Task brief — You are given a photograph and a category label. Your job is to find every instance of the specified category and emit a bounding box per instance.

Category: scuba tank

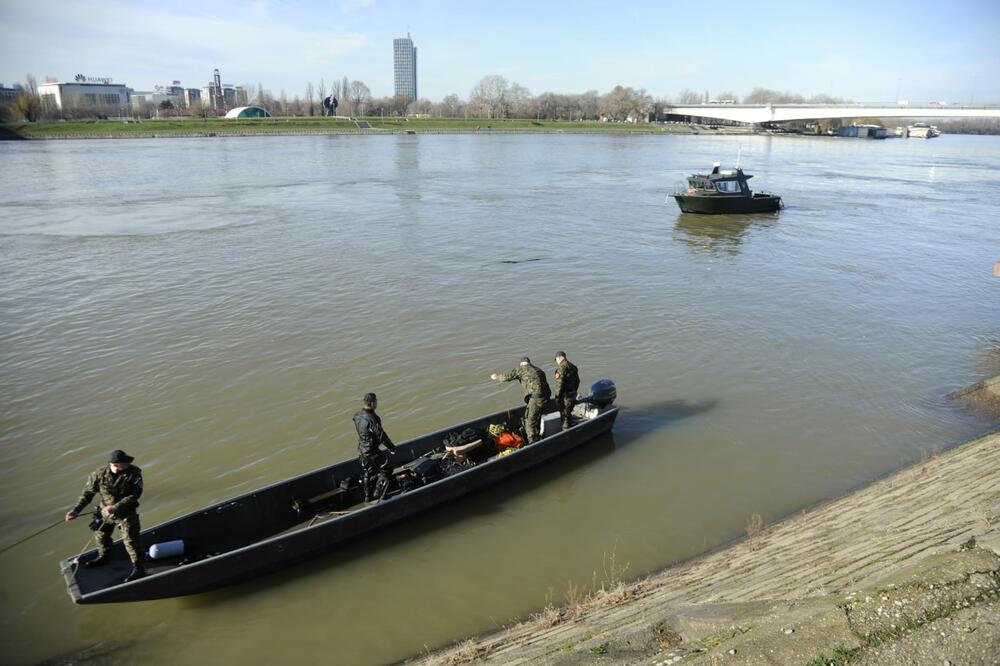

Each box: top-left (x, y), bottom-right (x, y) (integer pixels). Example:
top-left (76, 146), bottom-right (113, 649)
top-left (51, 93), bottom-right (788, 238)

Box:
top-left (148, 540), bottom-right (185, 560)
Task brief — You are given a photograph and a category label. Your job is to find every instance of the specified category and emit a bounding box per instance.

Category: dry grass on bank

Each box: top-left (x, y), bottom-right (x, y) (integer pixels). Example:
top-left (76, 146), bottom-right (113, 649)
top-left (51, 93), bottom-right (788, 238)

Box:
top-left (530, 549), bottom-right (642, 629)
top-left (414, 549), bottom-right (645, 664)
top-left (441, 639), bottom-right (490, 666)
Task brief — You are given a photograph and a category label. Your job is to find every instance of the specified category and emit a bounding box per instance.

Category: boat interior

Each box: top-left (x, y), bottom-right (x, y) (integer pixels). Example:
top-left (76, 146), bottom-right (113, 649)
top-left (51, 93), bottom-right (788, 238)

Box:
top-left (68, 399), bottom-right (605, 596)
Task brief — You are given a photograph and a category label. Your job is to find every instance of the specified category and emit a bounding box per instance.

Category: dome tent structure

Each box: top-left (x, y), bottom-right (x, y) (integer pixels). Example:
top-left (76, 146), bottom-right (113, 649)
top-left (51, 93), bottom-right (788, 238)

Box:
top-left (223, 106), bottom-right (271, 119)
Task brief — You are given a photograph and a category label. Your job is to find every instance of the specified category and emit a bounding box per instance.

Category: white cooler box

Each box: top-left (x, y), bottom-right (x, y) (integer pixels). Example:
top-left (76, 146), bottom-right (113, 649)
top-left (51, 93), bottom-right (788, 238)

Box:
top-left (540, 413), bottom-right (562, 436)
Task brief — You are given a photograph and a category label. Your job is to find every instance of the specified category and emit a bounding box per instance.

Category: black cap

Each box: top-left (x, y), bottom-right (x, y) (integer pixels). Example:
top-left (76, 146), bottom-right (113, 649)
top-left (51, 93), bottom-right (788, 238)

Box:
top-left (109, 450), bottom-right (134, 464)
top-left (520, 357), bottom-right (531, 364)
top-left (554, 351), bottom-right (566, 359)
top-left (363, 392), bottom-right (377, 404)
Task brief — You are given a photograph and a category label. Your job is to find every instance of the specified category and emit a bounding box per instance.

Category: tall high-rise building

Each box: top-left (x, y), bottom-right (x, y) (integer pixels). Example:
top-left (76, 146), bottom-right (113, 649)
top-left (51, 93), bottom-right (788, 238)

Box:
top-left (393, 33), bottom-right (417, 101)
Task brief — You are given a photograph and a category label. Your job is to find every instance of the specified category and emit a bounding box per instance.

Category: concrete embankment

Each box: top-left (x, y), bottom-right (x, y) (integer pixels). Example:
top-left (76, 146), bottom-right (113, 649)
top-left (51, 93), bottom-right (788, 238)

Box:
top-left (415, 382), bottom-right (1000, 665)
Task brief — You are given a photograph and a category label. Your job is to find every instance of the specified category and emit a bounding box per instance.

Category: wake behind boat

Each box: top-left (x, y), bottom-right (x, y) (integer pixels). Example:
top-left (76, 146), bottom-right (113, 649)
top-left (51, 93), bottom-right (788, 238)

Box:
top-left (672, 163), bottom-right (782, 214)
top-left (60, 381), bottom-right (618, 604)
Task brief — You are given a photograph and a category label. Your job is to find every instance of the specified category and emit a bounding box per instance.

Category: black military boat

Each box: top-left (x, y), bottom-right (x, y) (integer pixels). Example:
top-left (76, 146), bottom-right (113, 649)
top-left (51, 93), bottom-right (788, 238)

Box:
top-left (60, 381), bottom-right (618, 604)
top-left (672, 163), bottom-right (782, 214)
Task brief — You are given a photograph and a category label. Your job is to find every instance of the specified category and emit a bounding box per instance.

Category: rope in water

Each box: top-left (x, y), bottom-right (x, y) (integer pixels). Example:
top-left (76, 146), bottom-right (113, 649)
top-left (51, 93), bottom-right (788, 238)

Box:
top-left (0, 519), bottom-right (63, 556)
top-left (70, 532), bottom-right (98, 572)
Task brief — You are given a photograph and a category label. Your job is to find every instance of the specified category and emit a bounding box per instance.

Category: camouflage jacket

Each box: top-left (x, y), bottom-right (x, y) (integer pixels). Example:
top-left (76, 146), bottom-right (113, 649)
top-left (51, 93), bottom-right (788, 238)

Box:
top-left (73, 465), bottom-right (143, 516)
top-left (554, 359), bottom-right (580, 397)
top-left (497, 363), bottom-right (552, 400)
top-left (354, 409), bottom-right (396, 457)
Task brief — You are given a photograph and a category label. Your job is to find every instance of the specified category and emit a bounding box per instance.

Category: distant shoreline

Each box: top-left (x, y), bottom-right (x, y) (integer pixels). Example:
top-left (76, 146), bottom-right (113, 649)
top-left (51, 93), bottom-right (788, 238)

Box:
top-left (4, 118), bottom-right (994, 141)
top-left (0, 118), bottom-right (751, 140)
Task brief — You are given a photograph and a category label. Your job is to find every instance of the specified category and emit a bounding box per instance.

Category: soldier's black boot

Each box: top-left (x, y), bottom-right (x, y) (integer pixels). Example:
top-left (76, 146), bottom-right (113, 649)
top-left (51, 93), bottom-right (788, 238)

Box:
top-left (83, 553), bottom-right (109, 568)
top-left (124, 563), bottom-right (146, 583)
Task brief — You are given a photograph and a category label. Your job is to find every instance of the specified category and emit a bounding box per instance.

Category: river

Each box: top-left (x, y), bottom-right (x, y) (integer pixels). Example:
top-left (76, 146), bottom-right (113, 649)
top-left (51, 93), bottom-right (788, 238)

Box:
top-left (1, 132), bottom-right (998, 665)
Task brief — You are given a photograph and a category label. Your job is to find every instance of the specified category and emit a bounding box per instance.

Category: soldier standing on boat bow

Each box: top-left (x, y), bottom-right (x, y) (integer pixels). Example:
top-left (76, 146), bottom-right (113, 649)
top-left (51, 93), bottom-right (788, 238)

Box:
top-left (553, 351), bottom-right (580, 430)
top-left (491, 357), bottom-right (552, 444)
top-left (64, 449), bottom-right (146, 583)
top-left (354, 392), bottom-right (397, 501)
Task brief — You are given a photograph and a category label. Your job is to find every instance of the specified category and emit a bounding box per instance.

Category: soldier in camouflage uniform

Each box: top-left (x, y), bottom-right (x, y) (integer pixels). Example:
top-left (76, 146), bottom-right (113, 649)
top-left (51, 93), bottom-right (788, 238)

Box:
top-left (553, 351), bottom-right (581, 429)
top-left (491, 357), bottom-right (552, 444)
top-left (65, 449), bottom-right (146, 582)
top-left (354, 392), bottom-right (398, 501)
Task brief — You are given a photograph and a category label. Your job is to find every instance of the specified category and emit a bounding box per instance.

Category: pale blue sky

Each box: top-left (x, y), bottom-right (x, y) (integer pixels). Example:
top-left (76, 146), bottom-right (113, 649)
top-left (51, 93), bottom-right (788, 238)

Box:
top-left (3, 0), bottom-right (999, 103)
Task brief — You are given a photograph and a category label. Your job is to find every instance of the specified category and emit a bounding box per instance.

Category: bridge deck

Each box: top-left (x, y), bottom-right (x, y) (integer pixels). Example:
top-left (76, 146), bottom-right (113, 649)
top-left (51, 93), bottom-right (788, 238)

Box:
top-left (663, 103), bottom-right (1000, 124)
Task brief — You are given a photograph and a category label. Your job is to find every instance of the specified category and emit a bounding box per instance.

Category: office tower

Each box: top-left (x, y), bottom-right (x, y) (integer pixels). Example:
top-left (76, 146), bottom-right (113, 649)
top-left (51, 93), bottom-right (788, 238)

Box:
top-left (393, 33), bottom-right (417, 100)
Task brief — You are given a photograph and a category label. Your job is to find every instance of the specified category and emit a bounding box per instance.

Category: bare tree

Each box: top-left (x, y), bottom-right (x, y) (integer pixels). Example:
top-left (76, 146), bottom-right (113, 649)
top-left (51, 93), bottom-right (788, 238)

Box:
top-left (600, 85), bottom-right (651, 122)
top-left (13, 94), bottom-right (44, 121)
top-left (367, 96), bottom-right (390, 117)
top-left (439, 94), bottom-right (462, 117)
top-left (341, 76), bottom-right (351, 116)
top-left (13, 74), bottom-right (42, 121)
top-left (535, 92), bottom-right (560, 120)
top-left (191, 101), bottom-right (213, 119)
top-left (677, 89), bottom-right (703, 104)
top-left (469, 75), bottom-right (512, 119)
top-left (349, 80), bottom-right (371, 116)
top-left (743, 87), bottom-right (804, 104)
top-left (409, 97), bottom-right (433, 115)
top-left (317, 78), bottom-right (327, 114)
top-left (807, 93), bottom-right (847, 104)
top-left (389, 94), bottom-right (412, 116)
top-left (650, 96), bottom-right (671, 117)
top-left (248, 82), bottom-right (277, 113)
top-left (305, 82), bottom-right (315, 116)
top-left (577, 90), bottom-right (600, 120)
top-left (507, 83), bottom-right (532, 118)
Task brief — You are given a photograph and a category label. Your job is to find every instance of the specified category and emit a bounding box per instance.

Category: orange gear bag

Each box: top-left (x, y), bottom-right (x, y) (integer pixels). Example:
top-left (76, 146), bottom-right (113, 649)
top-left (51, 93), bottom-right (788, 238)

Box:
top-left (495, 432), bottom-right (524, 451)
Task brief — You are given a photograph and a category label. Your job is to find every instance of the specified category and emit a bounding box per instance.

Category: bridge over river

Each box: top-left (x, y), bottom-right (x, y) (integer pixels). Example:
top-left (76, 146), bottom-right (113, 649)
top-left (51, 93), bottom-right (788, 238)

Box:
top-left (663, 103), bottom-right (1000, 125)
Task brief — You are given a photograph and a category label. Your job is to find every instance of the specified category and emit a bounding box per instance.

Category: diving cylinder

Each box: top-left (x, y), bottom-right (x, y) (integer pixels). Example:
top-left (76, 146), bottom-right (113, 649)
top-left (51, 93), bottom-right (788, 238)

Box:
top-left (148, 539), bottom-right (185, 560)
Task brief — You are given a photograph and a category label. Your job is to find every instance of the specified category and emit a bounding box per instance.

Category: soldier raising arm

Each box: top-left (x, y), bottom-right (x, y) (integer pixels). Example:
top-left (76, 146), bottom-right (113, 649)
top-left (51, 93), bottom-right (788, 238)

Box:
top-left (491, 356), bottom-right (552, 444)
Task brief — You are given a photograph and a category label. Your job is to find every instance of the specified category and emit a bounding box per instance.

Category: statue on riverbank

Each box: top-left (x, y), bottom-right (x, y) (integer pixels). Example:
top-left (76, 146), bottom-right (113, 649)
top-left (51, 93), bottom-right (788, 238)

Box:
top-left (323, 95), bottom-right (338, 117)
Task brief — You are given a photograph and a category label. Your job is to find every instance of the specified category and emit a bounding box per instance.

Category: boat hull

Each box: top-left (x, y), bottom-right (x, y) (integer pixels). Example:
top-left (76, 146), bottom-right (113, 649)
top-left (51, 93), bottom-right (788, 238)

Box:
top-left (673, 193), bottom-right (782, 214)
top-left (61, 404), bottom-right (618, 603)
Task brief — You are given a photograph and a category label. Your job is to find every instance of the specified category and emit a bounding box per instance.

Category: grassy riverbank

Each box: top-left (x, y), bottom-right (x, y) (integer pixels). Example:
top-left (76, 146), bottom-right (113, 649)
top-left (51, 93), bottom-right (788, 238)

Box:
top-left (417, 379), bottom-right (1000, 665)
top-left (0, 116), bottom-right (718, 140)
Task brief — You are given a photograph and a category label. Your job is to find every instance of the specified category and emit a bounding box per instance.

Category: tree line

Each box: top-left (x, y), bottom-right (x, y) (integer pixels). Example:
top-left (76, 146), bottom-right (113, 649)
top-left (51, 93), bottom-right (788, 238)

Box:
top-left (248, 79), bottom-right (859, 121)
top-left (2, 71), bottom-right (855, 124)
top-left (5, 73), bottom-right (998, 136)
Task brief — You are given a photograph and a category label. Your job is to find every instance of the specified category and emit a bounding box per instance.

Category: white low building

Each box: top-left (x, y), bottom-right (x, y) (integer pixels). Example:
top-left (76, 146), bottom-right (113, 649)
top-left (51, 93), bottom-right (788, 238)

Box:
top-left (38, 80), bottom-right (131, 112)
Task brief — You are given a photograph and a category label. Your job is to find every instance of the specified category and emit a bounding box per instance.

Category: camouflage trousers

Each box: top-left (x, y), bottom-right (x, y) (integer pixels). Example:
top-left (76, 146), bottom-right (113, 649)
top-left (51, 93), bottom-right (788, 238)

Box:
top-left (557, 394), bottom-right (577, 429)
top-left (524, 397), bottom-right (547, 443)
top-left (95, 513), bottom-right (142, 564)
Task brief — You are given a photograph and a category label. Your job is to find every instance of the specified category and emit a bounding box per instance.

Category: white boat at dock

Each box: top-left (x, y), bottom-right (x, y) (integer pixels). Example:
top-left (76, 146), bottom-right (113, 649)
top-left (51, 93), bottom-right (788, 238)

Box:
top-left (907, 123), bottom-right (941, 138)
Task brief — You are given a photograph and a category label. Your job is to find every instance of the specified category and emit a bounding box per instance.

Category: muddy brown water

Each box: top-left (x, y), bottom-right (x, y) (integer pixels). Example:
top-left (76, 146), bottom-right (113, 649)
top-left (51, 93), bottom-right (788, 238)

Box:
top-left (1, 133), bottom-right (998, 664)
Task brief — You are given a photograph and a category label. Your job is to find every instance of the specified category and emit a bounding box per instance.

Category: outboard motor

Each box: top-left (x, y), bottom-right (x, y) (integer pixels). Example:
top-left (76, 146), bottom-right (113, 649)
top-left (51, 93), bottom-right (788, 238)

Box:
top-left (584, 379), bottom-right (617, 408)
